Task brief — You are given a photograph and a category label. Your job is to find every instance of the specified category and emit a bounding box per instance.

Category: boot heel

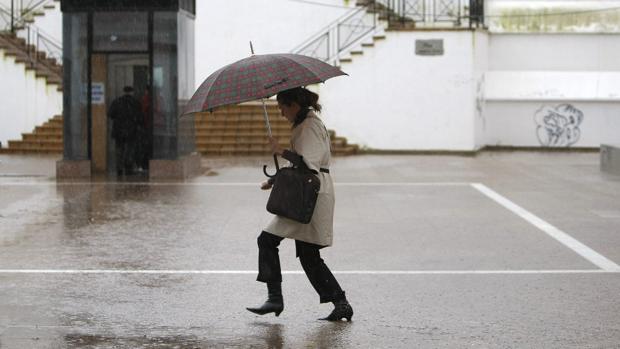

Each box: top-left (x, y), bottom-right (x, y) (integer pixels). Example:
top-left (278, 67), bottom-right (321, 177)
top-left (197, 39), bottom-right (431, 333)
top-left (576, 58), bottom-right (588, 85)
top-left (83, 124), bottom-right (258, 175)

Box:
top-left (247, 282), bottom-right (284, 317)
top-left (320, 301), bottom-right (353, 321)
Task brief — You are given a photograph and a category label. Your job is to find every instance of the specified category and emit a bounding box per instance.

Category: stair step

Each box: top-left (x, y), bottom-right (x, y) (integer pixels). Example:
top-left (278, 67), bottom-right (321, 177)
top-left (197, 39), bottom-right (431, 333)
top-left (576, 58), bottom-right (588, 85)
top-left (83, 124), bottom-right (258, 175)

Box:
top-left (195, 121), bottom-right (291, 131)
top-left (0, 147), bottom-right (61, 154)
top-left (22, 133), bottom-right (62, 141)
top-left (9, 139), bottom-right (62, 146)
top-left (35, 125), bottom-right (62, 133)
top-left (2, 105), bottom-right (358, 155)
top-left (195, 131), bottom-right (290, 137)
top-left (196, 114), bottom-right (287, 121)
top-left (0, 32), bottom-right (63, 89)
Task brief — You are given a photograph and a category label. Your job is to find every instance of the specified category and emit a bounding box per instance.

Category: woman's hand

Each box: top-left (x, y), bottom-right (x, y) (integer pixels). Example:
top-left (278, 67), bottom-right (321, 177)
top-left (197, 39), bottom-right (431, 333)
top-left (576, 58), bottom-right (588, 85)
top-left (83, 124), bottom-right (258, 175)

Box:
top-left (260, 180), bottom-right (273, 190)
top-left (268, 136), bottom-right (284, 156)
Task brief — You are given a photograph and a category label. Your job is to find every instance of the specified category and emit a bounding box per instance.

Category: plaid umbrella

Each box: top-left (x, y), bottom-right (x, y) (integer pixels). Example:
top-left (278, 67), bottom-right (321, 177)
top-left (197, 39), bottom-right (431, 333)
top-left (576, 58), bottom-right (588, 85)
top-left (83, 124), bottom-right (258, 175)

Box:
top-left (184, 53), bottom-right (346, 115)
top-left (184, 53), bottom-right (346, 172)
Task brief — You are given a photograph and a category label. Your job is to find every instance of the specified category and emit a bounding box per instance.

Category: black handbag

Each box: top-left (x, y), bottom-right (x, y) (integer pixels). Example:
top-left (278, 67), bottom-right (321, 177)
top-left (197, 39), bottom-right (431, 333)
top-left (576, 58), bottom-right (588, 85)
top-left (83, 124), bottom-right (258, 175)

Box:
top-left (263, 156), bottom-right (320, 224)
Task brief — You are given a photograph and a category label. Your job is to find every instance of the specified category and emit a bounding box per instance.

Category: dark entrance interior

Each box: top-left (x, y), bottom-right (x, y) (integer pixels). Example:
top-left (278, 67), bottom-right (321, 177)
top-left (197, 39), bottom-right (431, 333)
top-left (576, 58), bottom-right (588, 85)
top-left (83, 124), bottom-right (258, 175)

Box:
top-left (91, 53), bottom-right (151, 177)
top-left (106, 54), bottom-right (150, 177)
top-left (59, 1), bottom-right (197, 180)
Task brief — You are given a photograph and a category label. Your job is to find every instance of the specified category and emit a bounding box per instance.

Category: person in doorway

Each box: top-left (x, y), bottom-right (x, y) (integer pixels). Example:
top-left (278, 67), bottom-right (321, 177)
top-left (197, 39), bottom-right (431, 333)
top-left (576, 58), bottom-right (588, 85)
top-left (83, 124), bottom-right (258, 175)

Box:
top-left (108, 86), bottom-right (142, 176)
top-left (246, 87), bottom-right (353, 321)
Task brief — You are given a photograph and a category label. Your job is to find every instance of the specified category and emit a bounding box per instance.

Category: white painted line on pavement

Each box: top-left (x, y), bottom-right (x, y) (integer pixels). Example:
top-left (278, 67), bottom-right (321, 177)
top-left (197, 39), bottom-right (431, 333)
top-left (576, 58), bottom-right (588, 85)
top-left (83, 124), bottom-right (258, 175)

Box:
top-left (471, 183), bottom-right (620, 272)
top-left (0, 181), bottom-right (471, 187)
top-left (336, 182), bottom-right (471, 187)
top-left (0, 269), bottom-right (615, 275)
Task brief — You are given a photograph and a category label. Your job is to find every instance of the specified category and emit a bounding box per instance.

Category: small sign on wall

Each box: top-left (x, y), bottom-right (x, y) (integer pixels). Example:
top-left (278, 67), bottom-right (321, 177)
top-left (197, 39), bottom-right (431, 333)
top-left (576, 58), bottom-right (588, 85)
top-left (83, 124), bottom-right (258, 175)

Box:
top-left (415, 39), bottom-right (444, 56)
top-left (91, 82), bottom-right (105, 105)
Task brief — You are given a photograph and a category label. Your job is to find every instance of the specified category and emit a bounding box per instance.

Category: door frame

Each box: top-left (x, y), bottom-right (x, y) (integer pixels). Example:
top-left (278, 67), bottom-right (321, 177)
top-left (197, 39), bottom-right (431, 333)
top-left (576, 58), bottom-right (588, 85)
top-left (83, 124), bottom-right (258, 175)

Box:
top-left (86, 11), bottom-right (154, 175)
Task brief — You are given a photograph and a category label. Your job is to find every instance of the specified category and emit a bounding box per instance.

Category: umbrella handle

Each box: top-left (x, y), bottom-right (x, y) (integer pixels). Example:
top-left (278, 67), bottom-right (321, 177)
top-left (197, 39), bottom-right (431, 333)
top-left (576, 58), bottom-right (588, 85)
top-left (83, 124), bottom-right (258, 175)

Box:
top-left (262, 165), bottom-right (274, 178)
top-left (273, 154), bottom-right (280, 170)
top-left (262, 154), bottom-right (280, 178)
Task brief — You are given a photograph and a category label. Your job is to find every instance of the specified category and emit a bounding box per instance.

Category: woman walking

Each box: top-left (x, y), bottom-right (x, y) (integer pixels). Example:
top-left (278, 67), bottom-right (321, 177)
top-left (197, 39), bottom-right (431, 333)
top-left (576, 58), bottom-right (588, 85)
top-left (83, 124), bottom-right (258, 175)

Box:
top-left (246, 87), bottom-right (353, 321)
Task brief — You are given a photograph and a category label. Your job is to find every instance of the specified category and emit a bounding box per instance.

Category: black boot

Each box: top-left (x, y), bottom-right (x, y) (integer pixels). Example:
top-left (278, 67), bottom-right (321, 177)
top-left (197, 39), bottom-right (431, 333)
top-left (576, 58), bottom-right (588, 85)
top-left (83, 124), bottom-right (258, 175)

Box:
top-left (319, 296), bottom-right (353, 322)
top-left (246, 282), bottom-right (284, 317)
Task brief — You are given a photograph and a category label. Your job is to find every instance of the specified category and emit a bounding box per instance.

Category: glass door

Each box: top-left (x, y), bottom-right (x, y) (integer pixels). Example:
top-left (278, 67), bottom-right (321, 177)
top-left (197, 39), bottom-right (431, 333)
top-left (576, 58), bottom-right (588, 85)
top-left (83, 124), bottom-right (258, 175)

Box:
top-left (90, 54), bottom-right (150, 177)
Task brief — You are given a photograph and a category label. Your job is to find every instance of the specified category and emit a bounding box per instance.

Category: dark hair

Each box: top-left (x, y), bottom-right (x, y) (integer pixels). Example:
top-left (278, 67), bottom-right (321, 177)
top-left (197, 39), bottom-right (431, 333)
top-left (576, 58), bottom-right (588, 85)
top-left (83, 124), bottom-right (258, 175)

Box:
top-left (276, 87), bottom-right (322, 113)
top-left (123, 86), bottom-right (134, 93)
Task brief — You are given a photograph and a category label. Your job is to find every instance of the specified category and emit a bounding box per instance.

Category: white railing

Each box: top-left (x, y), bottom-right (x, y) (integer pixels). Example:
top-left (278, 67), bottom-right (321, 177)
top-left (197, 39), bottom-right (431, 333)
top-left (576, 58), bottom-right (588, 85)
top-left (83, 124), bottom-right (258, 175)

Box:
top-left (0, 0), bottom-right (55, 32)
top-left (292, 4), bottom-right (378, 65)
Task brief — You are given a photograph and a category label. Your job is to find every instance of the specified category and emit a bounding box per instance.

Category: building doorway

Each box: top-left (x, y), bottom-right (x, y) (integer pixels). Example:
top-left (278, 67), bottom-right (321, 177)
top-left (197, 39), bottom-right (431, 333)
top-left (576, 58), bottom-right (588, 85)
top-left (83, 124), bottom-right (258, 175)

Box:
top-left (91, 54), bottom-right (151, 177)
top-left (58, 5), bottom-right (197, 180)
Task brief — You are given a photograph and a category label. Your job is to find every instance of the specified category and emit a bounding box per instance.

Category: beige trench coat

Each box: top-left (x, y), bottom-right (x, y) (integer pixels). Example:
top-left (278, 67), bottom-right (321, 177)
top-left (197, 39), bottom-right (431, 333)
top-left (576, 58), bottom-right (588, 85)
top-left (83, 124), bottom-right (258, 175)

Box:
top-left (264, 111), bottom-right (335, 247)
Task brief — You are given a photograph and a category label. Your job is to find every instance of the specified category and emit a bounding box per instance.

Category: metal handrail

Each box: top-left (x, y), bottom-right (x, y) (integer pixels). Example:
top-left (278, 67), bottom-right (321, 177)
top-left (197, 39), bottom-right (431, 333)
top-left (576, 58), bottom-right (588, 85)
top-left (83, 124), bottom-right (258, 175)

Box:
top-left (292, 0), bottom-right (484, 64)
top-left (29, 24), bottom-right (62, 66)
top-left (0, 0), bottom-right (62, 70)
top-left (292, 3), bottom-right (378, 65)
top-left (1, 0), bottom-right (55, 33)
top-left (369, 0), bottom-right (483, 27)
top-left (36, 28), bottom-right (62, 63)
top-left (290, 5), bottom-right (368, 55)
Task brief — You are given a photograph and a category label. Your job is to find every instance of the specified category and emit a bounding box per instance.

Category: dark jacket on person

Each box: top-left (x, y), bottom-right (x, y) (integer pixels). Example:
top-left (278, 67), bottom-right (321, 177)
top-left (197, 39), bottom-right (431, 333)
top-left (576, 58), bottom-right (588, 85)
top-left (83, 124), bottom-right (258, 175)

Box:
top-left (108, 94), bottom-right (142, 141)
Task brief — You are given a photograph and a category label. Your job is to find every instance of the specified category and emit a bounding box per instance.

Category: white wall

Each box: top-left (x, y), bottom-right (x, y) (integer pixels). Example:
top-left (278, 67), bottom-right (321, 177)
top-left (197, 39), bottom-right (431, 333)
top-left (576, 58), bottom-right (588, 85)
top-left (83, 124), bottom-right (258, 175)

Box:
top-left (319, 30), bottom-right (488, 151)
top-left (488, 34), bottom-right (620, 71)
top-left (485, 101), bottom-right (620, 147)
top-left (195, 0), bottom-right (355, 89)
top-left (484, 33), bottom-right (620, 147)
top-left (2, 1), bottom-right (618, 151)
top-left (473, 31), bottom-right (489, 150)
top-left (0, 49), bottom-right (63, 146)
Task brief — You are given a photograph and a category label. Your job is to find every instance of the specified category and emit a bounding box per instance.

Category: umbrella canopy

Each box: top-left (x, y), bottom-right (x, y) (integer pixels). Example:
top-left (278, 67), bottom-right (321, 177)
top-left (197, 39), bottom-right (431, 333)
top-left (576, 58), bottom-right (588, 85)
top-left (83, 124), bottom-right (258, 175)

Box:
top-left (184, 53), bottom-right (347, 114)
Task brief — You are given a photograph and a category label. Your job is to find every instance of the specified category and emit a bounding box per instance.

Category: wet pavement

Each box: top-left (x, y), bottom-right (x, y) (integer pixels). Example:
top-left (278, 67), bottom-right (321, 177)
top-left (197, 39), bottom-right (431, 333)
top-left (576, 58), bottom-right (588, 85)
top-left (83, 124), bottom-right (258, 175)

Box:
top-left (1, 152), bottom-right (619, 348)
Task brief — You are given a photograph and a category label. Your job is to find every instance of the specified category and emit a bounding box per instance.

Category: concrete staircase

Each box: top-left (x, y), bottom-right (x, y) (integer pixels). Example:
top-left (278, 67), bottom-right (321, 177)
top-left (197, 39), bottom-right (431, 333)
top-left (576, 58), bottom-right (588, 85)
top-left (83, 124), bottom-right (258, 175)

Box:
top-left (0, 114), bottom-right (62, 154)
top-left (0, 103), bottom-right (359, 156)
top-left (195, 102), bottom-right (359, 156)
top-left (0, 32), bottom-right (62, 90)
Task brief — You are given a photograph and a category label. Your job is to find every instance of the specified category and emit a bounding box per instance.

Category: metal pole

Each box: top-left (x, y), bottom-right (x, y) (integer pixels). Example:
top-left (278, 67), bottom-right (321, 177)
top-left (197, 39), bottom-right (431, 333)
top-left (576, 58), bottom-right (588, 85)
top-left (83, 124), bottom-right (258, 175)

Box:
top-left (251, 41), bottom-right (279, 170)
top-left (261, 98), bottom-right (273, 138)
top-left (261, 98), bottom-right (279, 170)
top-left (251, 41), bottom-right (272, 138)
top-left (10, 0), bottom-right (14, 33)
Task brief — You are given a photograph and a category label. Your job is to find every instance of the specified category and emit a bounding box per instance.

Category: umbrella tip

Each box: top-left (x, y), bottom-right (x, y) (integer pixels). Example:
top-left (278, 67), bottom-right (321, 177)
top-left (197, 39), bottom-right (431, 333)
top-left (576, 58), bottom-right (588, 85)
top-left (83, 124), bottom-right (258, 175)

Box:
top-left (250, 41), bottom-right (255, 55)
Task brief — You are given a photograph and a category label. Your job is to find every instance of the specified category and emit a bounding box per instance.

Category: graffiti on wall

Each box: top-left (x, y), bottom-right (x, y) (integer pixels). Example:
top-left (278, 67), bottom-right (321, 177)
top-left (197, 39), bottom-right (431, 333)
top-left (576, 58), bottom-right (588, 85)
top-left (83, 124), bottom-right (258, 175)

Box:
top-left (534, 104), bottom-right (584, 147)
top-left (475, 76), bottom-right (486, 130)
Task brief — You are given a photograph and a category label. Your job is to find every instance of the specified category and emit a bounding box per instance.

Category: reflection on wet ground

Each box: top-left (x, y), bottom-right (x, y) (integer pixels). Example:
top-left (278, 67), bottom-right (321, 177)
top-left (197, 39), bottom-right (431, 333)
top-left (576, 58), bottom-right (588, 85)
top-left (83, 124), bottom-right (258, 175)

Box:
top-left (1, 153), bottom-right (620, 348)
top-left (59, 321), bottom-right (351, 349)
top-left (64, 333), bottom-right (223, 349)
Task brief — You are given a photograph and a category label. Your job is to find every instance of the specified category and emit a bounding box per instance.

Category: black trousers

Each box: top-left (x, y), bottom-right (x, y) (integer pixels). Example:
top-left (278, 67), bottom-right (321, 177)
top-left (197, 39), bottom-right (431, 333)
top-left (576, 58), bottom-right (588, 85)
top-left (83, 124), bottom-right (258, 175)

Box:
top-left (256, 231), bottom-right (345, 304)
top-left (114, 138), bottom-right (134, 174)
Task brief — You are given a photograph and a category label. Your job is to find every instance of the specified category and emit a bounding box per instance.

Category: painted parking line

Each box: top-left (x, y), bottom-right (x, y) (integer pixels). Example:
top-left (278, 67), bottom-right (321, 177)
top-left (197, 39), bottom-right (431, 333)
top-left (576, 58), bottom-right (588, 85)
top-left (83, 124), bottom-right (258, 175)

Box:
top-left (0, 182), bottom-right (472, 186)
top-left (0, 269), bottom-right (615, 275)
top-left (471, 183), bottom-right (620, 272)
top-left (2, 181), bottom-right (618, 274)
